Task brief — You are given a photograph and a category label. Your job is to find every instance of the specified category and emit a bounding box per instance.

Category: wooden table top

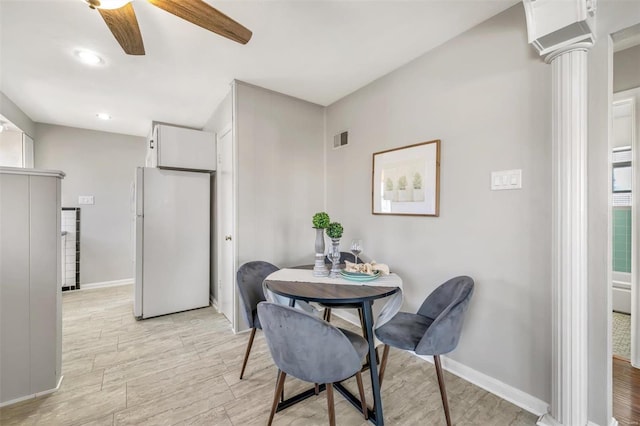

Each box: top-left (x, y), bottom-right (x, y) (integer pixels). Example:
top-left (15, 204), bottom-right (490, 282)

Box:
top-left (264, 279), bottom-right (400, 304)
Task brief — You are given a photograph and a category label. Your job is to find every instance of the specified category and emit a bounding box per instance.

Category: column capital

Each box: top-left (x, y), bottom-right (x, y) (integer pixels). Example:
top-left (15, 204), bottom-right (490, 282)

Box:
top-left (544, 41), bottom-right (593, 64)
top-left (522, 0), bottom-right (596, 56)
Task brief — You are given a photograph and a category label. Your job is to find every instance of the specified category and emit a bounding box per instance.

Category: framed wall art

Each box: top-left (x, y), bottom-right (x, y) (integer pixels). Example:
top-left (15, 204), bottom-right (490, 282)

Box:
top-left (372, 139), bottom-right (440, 216)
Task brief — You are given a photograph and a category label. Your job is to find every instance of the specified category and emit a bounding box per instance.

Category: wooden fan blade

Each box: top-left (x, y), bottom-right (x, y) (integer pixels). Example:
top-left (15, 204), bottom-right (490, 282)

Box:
top-left (148, 0), bottom-right (252, 45)
top-left (98, 3), bottom-right (145, 55)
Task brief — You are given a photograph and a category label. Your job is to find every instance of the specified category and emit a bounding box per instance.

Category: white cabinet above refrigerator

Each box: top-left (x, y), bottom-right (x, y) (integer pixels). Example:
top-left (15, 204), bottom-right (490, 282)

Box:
top-left (145, 123), bottom-right (216, 172)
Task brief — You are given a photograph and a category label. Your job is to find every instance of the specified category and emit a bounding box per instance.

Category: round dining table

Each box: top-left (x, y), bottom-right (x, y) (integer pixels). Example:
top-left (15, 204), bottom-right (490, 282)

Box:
top-left (264, 268), bottom-right (403, 426)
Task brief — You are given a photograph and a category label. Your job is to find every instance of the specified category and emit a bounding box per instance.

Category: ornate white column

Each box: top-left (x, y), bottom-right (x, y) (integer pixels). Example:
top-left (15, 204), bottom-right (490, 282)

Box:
top-left (522, 1), bottom-right (596, 425)
top-left (546, 42), bottom-right (592, 426)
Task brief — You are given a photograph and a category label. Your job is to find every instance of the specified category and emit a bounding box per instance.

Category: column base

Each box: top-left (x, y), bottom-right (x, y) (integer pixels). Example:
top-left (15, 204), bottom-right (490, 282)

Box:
top-left (537, 413), bottom-right (562, 426)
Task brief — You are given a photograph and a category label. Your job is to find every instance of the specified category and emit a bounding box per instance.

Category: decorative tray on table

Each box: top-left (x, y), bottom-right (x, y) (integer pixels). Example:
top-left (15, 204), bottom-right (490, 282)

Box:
top-left (339, 270), bottom-right (380, 282)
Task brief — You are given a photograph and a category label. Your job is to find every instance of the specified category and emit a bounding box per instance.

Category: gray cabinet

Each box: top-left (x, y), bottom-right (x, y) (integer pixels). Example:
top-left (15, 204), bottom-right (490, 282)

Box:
top-left (0, 167), bottom-right (64, 406)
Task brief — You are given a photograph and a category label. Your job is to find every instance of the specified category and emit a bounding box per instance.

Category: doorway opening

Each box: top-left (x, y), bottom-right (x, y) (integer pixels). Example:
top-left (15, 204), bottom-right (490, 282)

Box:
top-left (610, 23), bottom-right (640, 424)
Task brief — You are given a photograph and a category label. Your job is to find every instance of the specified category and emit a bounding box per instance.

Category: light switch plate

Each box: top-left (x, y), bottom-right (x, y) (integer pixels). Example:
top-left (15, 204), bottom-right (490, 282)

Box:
top-left (78, 195), bottom-right (95, 205)
top-left (491, 170), bottom-right (522, 191)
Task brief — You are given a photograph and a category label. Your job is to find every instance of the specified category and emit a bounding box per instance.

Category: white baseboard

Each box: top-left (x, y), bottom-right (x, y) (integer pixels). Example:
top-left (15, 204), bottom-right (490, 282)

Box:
top-left (538, 414), bottom-right (560, 426)
top-left (80, 278), bottom-right (133, 290)
top-left (332, 310), bottom-right (549, 417)
top-left (211, 297), bottom-right (218, 310)
top-left (586, 419), bottom-right (619, 426)
top-left (0, 375), bottom-right (63, 408)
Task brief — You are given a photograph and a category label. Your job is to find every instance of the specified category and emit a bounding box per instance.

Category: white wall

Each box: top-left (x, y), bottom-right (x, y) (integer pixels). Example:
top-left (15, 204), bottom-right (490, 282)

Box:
top-left (0, 92), bottom-right (35, 138)
top-left (0, 131), bottom-right (23, 167)
top-left (235, 82), bottom-right (325, 269)
top-left (34, 124), bottom-right (146, 285)
top-left (588, 3), bottom-right (640, 425)
top-left (614, 44), bottom-right (640, 93)
top-left (204, 89), bottom-right (232, 135)
top-left (326, 3), bottom-right (552, 404)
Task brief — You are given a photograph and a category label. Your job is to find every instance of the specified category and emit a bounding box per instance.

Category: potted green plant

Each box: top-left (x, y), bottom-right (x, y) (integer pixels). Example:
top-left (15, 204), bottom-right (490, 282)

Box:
top-left (383, 177), bottom-right (395, 201)
top-left (312, 212), bottom-right (330, 229)
top-left (312, 212), bottom-right (330, 276)
top-left (326, 222), bottom-right (343, 239)
top-left (412, 172), bottom-right (424, 201)
top-left (397, 175), bottom-right (412, 202)
top-left (326, 222), bottom-right (344, 278)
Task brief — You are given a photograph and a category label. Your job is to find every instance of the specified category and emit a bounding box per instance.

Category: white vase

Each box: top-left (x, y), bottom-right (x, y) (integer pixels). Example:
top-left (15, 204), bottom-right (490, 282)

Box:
top-left (313, 228), bottom-right (328, 277)
top-left (413, 188), bottom-right (425, 202)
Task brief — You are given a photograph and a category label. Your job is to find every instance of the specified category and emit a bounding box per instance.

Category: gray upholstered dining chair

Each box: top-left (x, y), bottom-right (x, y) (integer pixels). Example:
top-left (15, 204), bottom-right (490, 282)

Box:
top-left (236, 261), bottom-right (280, 379)
top-left (258, 302), bottom-right (369, 426)
top-left (375, 276), bottom-right (474, 426)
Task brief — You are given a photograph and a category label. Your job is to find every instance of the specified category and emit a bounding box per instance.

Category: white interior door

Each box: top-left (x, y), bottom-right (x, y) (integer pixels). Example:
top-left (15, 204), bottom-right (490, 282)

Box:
top-left (217, 125), bottom-right (235, 324)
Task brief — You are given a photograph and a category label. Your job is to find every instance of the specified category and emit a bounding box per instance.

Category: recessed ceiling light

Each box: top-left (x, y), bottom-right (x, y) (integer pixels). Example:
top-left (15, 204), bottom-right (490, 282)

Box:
top-left (83, 0), bottom-right (131, 10)
top-left (96, 113), bottom-right (111, 120)
top-left (75, 49), bottom-right (103, 65)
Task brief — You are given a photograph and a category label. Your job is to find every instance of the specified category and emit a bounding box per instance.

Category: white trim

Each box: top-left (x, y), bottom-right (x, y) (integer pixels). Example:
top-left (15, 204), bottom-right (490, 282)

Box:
top-left (584, 418), bottom-right (619, 426)
top-left (415, 353), bottom-right (548, 417)
top-left (79, 278), bottom-right (133, 290)
top-left (538, 414), bottom-right (562, 426)
top-left (0, 167), bottom-right (65, 178)
top-left (0, 375), bottom-right (63, 408)
top-left (332, 311), bottom-right (549, 417)
top-left (614, 87), bottom-right (640, 368)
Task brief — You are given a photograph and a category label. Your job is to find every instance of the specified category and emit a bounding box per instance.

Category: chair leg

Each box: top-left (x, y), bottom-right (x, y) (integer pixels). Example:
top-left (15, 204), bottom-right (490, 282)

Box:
top-left (378, 344), bottom-right (390, 388)
top-left (434, 355), bottom-right (452, 426)
top-left (268, 370), bottom-right (287, 425)
top-left (326, 383), bottom-right (336, 426)
top-left (275, 369), bottom-right (285, 402)
top-left (355, 371), bottom-right (368, 420)
top-left (325, 308), bottom-right (332, 322)
top-left (239, 328), bottom-right (257, 379)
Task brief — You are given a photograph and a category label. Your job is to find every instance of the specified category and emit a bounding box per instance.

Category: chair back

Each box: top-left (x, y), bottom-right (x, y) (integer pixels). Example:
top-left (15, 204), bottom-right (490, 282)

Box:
top-left (415, 276), bottom-right (474, 356)
top-left (258, 302), bottom-right (363, 384)
top-left (236, 261), bottom-right (279, 329)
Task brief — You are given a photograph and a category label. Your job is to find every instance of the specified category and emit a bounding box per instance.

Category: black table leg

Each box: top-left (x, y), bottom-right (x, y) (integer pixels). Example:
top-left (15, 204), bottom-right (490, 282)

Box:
top-left (362, 300), bottom-right (384, 425)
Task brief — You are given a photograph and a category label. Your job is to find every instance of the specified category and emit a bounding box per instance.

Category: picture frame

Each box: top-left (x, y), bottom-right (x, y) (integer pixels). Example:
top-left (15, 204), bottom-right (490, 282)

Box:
top-left (372, 139), bottom-right (440, 216)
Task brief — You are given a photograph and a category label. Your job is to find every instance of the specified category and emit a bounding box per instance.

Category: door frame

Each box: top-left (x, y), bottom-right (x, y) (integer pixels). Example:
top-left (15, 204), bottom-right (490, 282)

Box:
top-left (612, 88), bottom-right (640, 367)
top-left (215, 122), bottom-right (238, 331)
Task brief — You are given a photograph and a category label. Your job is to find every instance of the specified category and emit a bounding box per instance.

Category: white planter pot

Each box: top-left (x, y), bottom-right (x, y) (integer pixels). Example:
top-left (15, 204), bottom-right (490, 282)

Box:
top-left (397, 189), bottom-right (413, 202)
top-left (383, 190), bottom-right (396, 201)
top-left (413, 189), bottom-right (425, 202)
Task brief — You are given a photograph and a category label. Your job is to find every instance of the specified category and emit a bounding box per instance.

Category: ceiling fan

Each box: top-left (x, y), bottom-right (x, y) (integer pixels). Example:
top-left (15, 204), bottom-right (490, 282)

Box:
top-left (84, 0), bottom-right (252, 56)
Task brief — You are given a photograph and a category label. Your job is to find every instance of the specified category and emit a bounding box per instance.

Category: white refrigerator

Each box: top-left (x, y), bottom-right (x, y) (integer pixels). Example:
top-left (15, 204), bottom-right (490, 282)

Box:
top-left (134, 167), bottom-right (210, 319)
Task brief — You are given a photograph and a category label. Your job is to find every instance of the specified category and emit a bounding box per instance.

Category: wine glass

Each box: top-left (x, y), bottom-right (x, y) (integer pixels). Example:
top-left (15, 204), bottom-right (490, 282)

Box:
top-left (350, 239), bottom-right (362, 264)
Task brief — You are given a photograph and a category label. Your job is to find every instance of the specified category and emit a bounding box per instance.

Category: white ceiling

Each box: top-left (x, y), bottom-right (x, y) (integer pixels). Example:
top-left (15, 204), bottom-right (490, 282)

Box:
top-left (0, 0), bottom-right (519, 137)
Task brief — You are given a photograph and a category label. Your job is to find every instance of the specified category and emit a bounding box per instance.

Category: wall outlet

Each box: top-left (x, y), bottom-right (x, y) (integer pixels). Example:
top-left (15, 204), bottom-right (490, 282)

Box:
top-left (78, 195), bottom-right (95, 205)
top-left (491, 170), bottom-right (522, 191)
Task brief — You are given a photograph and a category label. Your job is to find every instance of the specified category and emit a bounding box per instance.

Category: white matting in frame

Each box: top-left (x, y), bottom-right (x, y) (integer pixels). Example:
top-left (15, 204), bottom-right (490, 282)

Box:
top-left (372, 140), bottom-right (440, 216)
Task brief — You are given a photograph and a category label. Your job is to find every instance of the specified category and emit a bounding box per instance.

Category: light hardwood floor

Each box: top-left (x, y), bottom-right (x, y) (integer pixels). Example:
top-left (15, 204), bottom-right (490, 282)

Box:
top-left (0, 285), bottom-right (538, 425)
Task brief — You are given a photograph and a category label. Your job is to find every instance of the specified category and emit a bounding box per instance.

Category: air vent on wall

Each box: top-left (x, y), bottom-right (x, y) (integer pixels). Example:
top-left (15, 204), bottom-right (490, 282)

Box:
top-left (333, 131), bottom-right (348, 149)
